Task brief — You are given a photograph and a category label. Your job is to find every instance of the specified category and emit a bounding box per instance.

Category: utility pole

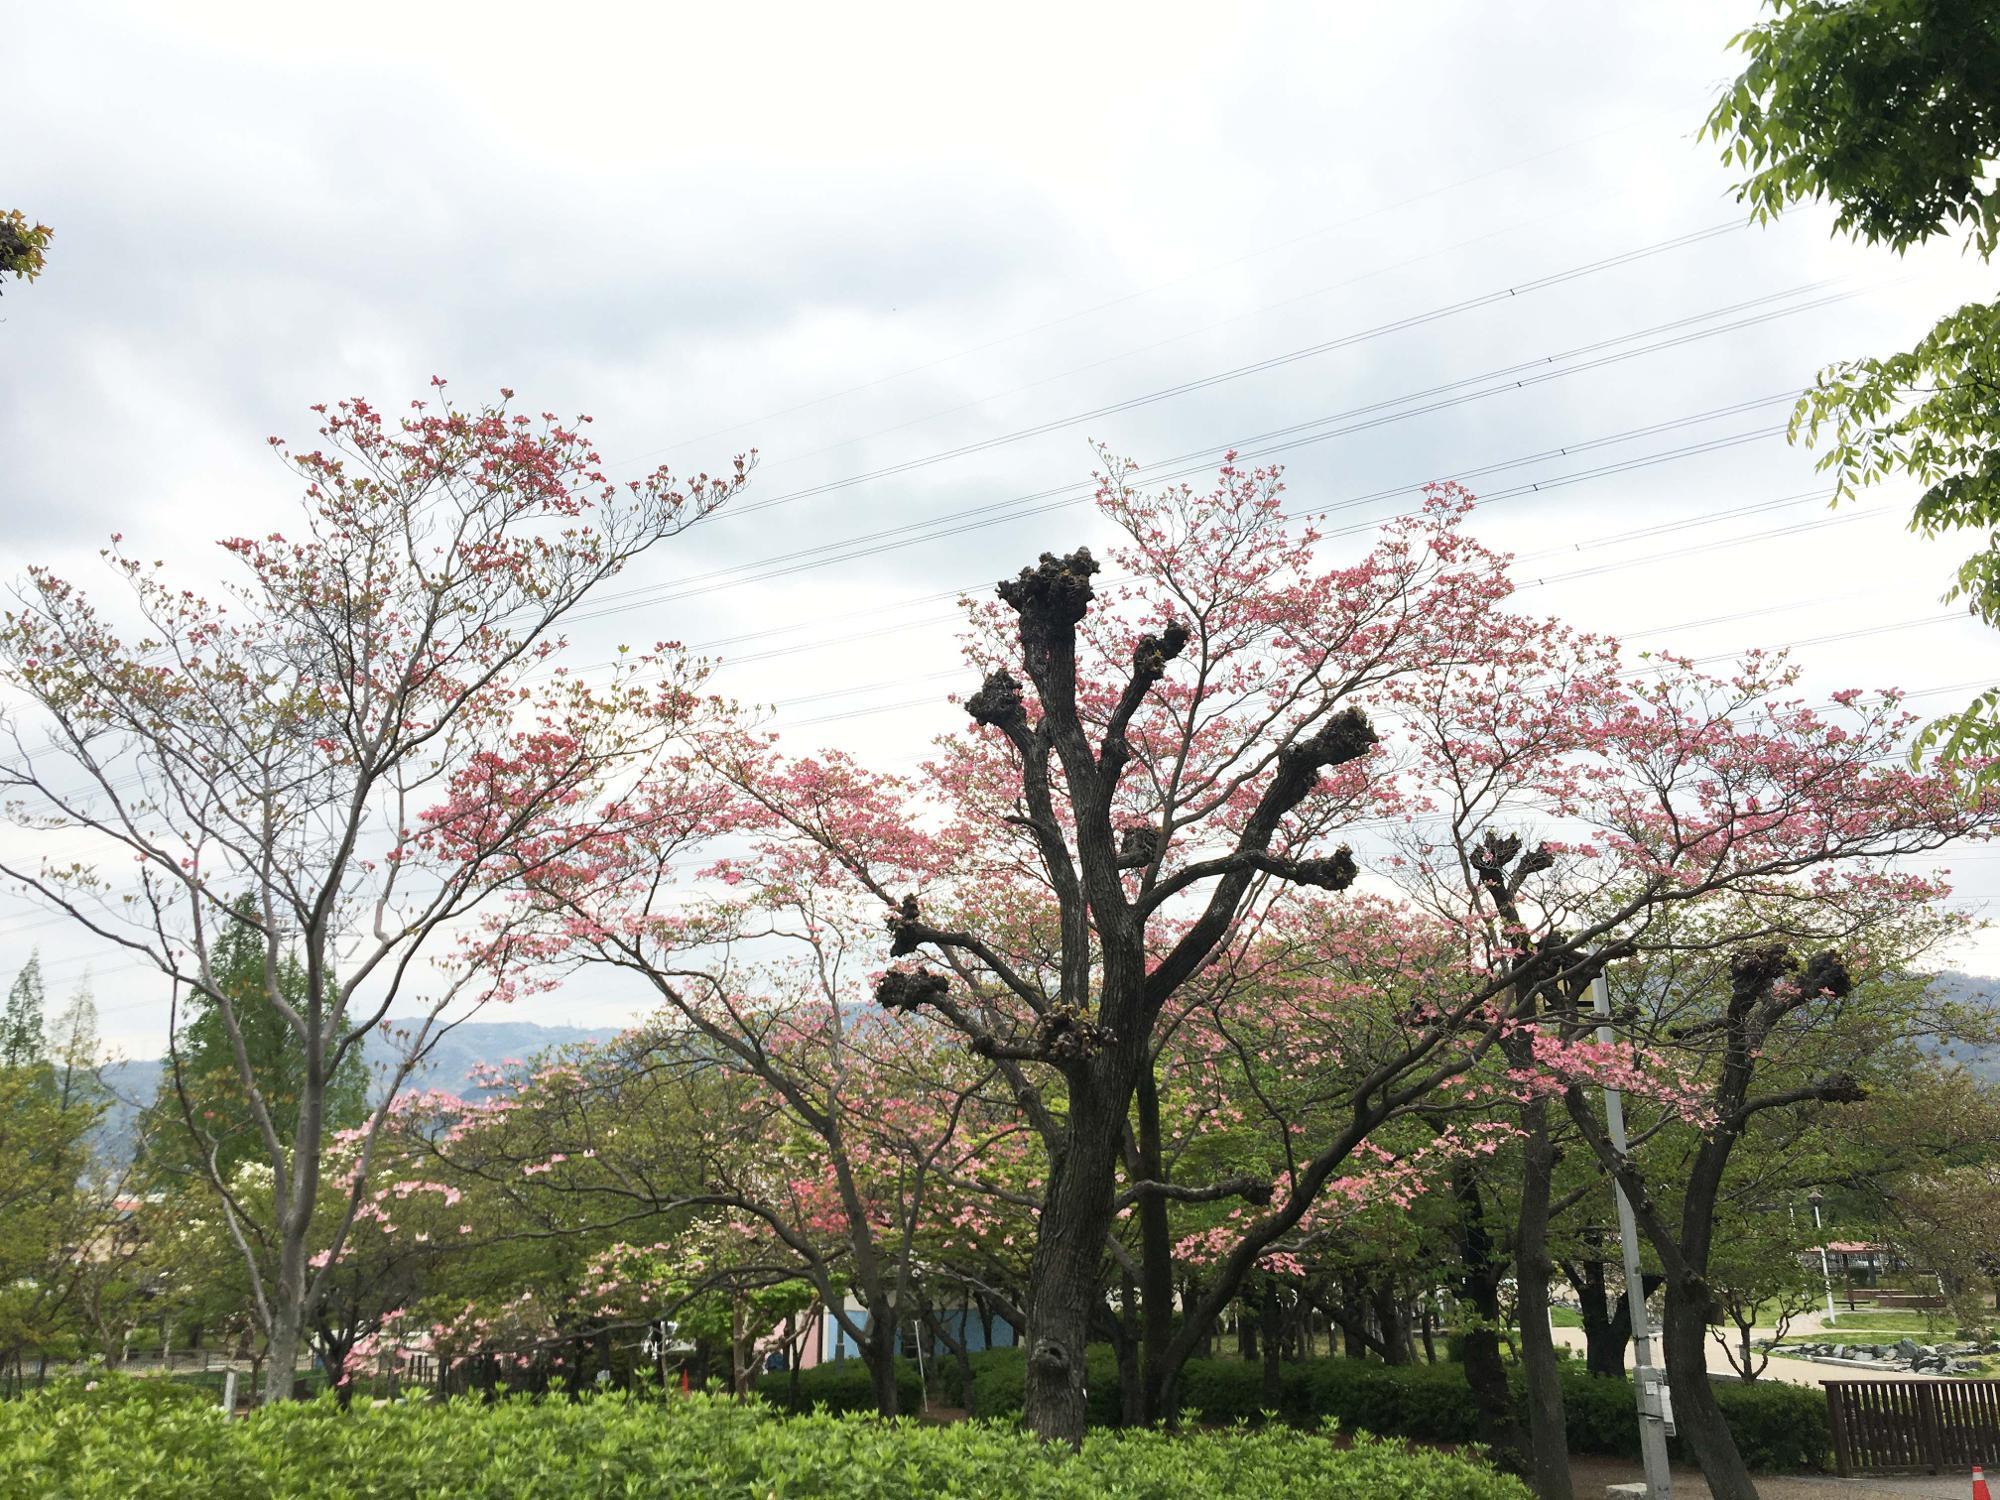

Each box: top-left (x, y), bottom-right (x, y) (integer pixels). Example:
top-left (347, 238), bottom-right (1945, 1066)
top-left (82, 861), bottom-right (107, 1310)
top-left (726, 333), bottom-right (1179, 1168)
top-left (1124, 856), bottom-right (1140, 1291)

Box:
top-left (1592, 974), bottom-right (1674, 1499)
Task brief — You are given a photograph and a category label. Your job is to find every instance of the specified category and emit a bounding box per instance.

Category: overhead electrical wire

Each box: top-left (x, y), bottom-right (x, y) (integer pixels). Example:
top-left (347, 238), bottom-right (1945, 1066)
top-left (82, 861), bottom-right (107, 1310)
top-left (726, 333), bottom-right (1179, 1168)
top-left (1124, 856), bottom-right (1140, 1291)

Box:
top-left (559, 276), bottom-right (1868, 627)
top-left (617, 94), bottom-right (1706, 464)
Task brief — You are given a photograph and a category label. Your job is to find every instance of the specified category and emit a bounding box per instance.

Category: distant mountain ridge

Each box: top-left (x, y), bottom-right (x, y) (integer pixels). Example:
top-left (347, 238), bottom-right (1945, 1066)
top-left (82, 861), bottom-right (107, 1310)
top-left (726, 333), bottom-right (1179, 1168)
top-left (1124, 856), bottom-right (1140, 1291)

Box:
top-left (1923, 969), bottom-right (2000, 1081)
top-left (88, 974), bottom-right (2000, 1165)
top-left (95, 1019), bottom-right (621, 1165)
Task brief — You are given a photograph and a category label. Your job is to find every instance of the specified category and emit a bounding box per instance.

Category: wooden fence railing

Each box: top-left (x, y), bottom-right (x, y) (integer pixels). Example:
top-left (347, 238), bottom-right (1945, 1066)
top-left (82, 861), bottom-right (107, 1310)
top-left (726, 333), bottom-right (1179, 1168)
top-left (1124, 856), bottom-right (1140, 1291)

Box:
top-left (1825, 1379), bottom-right (2000, 1477)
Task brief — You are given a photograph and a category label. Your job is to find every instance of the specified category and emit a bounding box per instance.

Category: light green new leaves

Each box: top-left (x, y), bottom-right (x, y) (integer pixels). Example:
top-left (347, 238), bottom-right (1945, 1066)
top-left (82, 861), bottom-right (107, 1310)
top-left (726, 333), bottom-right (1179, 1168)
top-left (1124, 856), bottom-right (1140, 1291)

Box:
top-left (0, 1379), bottom-right (1534, 1500)
top-left (1706, 0), bottom-right (2000, 774)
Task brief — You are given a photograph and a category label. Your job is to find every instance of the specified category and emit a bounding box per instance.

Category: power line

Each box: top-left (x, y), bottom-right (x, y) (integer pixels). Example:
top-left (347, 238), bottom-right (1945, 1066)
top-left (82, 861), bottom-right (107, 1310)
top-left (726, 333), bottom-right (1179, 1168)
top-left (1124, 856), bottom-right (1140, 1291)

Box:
top-left (546, 391), bottom-right (1807, 682)
top-left (0, 391), bottom-right (1841, 837)
top-left (614, 96), bottom-right (1703, 465)
top-left (560, 277), bottom-right (1864, 627)
top-left (701, 223), bottom-right (1748, 510)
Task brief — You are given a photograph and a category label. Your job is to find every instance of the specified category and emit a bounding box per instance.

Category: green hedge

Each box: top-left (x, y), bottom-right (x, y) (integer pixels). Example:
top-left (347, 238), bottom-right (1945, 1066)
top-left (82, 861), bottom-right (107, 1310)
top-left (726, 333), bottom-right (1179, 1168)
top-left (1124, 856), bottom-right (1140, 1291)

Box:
top-left (931, 1348), bottom-right (1829, 1472)
top-left (752, 1356), bottom-right (925, 1415)
top-left (0, 1376), bottom-right (1529, 1499)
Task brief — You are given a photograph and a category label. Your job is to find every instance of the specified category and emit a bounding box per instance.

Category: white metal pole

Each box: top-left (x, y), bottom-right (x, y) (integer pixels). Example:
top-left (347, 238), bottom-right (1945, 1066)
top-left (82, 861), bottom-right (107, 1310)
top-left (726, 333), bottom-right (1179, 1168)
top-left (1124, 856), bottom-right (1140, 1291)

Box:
top-left (1811, 1200), bottom-right (1836, 1322)
top-left (1592, 974), bottom-right (1673, 1500)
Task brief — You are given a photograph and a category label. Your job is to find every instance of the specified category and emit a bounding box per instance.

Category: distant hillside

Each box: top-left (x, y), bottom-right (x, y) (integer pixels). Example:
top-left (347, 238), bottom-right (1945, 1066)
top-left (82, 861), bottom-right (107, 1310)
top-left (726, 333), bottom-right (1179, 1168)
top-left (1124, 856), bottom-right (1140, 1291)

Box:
top-left (1926, 969), bottom-right (2000, 1081)
top-left (95, 1019), bottom-right (620, 1166)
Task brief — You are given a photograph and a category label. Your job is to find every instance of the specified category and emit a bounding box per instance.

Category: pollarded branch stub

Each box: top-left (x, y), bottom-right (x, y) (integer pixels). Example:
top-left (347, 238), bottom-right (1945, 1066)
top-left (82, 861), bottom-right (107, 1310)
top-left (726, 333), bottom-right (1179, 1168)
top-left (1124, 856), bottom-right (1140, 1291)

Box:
top-left (996, 547), bottom-right (1099, 629)
top-left (1313, 704), bottom-right (1379, 767)
top-left (1798, 948), bottom-right (1852, 1002)
top-left (886, 893), bottom-right (922, 958)
top-left (1729, 941), bottom-right (1795, 1001)
top-left (971, 1002), bottom-right (1114, 1064)
top-left (1514, 842), bottom-right (1556, 880)
top-left (966, 669), bottom-right (1027, 732)
top-left (1131, 620), bottom-right (1190, 681)
top-left (875, 966), bottom-right (950, 1013)
top-left (1116, 824), bottom-right (1160, 869)
top-left (1287, 846), bottom-right (1358, 891)
top-left (1818, 1070), bottom-right (1867, 1105)
top-left (1470, 829), bottom-right (1525, 878)
top-left (1282, 705), bottom-right (1379, 779)
top-left (1027, 1337), bottom-right (1073, 1381)
top-left (1039, 1003), bottom-right (1112, 1062)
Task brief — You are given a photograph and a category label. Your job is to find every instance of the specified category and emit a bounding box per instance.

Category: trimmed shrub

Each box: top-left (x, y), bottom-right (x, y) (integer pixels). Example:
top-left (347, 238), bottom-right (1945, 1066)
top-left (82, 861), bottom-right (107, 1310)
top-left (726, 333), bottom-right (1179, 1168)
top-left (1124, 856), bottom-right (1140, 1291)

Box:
top-left (1552, 1368), bottom-right (1826, 1472)
top-left (752, 1355), bottom-right (923, 1415)
top-left (930, 1348), bottom-right (1830, 1472)
top-left (0, 1377), bottom-right (1531, 1499)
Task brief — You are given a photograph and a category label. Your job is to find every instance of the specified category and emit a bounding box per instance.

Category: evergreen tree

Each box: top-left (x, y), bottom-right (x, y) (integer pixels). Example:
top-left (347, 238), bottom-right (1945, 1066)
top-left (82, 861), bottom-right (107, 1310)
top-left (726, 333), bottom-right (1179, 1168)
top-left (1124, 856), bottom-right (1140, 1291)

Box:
top-left (48, 977), bottom-right (101, 1115)
top-left (141, 898), bottom-right (369, 1182)
top-left (1, 953), bottom-right (46, 1068)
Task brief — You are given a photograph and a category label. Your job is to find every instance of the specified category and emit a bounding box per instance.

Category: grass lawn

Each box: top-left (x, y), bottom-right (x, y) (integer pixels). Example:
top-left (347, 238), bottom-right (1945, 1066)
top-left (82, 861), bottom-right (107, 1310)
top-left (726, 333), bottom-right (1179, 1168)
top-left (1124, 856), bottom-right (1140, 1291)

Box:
top-left (1820, 1311), bottom-right (1972, 1334)
top-left (1548, 1308), bottom-right (1583, 1329)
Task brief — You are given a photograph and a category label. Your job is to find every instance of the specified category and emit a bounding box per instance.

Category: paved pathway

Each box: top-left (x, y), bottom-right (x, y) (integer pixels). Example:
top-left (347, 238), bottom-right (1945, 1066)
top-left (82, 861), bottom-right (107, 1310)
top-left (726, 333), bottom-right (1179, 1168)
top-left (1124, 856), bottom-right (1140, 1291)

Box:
top-left (1548, 1306), bottom-right (1955, 1390)
top-left (1570, 1454), bottom-right (1980, 1498)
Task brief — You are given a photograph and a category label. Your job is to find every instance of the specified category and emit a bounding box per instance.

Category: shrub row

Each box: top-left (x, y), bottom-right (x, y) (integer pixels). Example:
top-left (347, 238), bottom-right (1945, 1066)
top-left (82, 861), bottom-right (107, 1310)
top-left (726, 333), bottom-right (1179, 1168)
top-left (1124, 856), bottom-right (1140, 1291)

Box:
top-left (751, 1356), bottom-right (926, 1416)
top-left (0, 1376), bottom-right (1530, 1499)
top-left (858, 1347), bottom-right (1827, 1472)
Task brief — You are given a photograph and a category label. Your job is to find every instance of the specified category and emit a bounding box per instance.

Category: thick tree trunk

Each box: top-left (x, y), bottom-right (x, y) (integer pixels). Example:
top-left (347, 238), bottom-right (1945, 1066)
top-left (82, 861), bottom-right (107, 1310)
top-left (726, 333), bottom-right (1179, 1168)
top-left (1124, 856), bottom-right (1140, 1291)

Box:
top-left (1314, 1286), bottom-right (1392, 1363)
top-left (924, 1299), bottom-right (975, 1412)
top-left (1734, 1317), bottom-right (1759, 1381)
top-left (1454, 1162), bottom-right (1527, 1474)
top-left (1370, 1279), bottom-right (1415, 1365)
top-left (261, 1300), bottom-right (302, 1407)
top-left (1189, 1281), bottom-right (1213, 1360)
top-left (1260, 1280), bottom-right (1283, 1408)
top-left (1663, 1276), bottom-right (1758, 1500)
top-left (313, 1325), bottom-right (357, 1409)
top-left (1133, 1069), bottom-right (1176, 1424)
top-left (865, 1316), bottom-right (901, 1417)
top-left (1023, 1084), bottom-right (1126, 1444)
top-left (1567, 1254), bottom-right (1662, 1378)
top-left (1513, 1098), bottom-right (1575, 1500)
top-left (1569, 1254), bottom-right (1621, 1377)
top-left (1114, 1271), bottom-right (1146, 1427)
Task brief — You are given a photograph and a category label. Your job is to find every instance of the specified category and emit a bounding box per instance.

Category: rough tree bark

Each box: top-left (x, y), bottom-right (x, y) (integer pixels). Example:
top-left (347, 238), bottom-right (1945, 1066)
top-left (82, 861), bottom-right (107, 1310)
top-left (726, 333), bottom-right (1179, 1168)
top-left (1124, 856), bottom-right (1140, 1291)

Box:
top-left (1454, 1161), bottom-right (1528, 1474)
top-left (1512, 1094), bottom-right (1575, 1500)
top-left (1565, 1251), bottom-right (1662, 1378)
top-left (1260, 1279), bottom-right (1284, 1408)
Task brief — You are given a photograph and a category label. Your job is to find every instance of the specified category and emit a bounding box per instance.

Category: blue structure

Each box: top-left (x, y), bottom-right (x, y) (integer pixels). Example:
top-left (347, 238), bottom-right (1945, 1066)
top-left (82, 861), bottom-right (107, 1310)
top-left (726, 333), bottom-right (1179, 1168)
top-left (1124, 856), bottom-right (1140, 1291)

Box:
top-left (822, 1300), bottom-right (1016, 1362)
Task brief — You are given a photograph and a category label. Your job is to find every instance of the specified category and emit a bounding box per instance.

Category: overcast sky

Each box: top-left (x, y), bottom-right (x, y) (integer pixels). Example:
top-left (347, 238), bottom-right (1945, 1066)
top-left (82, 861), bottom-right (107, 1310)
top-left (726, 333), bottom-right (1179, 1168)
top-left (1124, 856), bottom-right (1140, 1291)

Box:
top-left (5, 1), bottom-right (1997, 1055)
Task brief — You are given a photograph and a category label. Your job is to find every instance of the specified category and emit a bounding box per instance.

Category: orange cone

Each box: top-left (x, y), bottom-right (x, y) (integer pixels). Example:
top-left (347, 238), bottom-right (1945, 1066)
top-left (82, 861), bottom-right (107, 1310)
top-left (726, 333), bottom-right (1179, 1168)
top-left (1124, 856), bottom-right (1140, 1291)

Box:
top-left (1974, 1465), bottom-right (1991, 1500)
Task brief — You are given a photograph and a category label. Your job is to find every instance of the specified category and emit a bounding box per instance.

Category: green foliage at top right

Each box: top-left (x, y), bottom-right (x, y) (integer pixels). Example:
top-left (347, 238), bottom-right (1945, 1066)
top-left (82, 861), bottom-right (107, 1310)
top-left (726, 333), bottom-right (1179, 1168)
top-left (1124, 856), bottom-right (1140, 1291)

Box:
top-left (1705, 0), bottom-right (2000, 256)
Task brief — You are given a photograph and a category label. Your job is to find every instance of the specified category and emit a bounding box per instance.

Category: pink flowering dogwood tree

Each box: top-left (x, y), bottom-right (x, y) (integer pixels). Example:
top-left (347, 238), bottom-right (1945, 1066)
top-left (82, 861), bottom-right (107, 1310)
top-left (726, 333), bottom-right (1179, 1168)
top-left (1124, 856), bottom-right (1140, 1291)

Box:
top-left (716, 450), bottom-right (1994, 1449)
top-left (0, 385), bottom-right (748, 1403)
top-left (485, 831), bottom-right (1018, 1417)
top-left (707, 457), bottom-right (1549, 1440)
